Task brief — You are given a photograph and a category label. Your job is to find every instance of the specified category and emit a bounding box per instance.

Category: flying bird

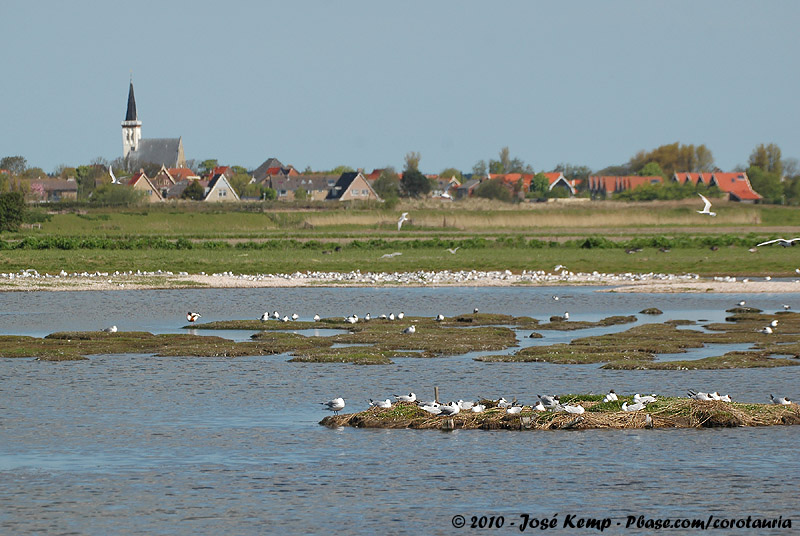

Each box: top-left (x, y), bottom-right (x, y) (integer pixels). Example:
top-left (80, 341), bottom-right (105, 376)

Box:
top-left (187, 312), bottom-right (201, 322)
top-left (447, 247), bottom-right (460, 254)
top-left (697, 194), bottom-right (717, 216)
top-left (109, 166), bottom-right (119, 184)
top-left (756, 237), bottom-right (800, 247)
top-left (397, 212), bottom-right (409, 230)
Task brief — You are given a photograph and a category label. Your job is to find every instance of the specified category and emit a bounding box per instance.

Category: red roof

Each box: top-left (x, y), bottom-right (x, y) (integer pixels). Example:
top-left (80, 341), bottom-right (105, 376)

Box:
top-left (588, 175), bottom-right (662, 192)
top-left (127, 171), bottom-right (146, 186)
top-left (673, 171), bottom-right (761, 200)
top-left (168, 167), bottom-right (196, 181)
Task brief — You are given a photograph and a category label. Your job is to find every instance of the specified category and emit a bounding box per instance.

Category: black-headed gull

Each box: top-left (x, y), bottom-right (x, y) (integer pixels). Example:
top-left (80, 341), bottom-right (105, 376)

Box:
top-left (688, 390), bottom-right (713, 401)
top-left (506, 405), bottom-right (524, 414)
top-left (458, 400), bottom-right (474, 410)
top-left (622, 401), bottom-right (646, 412)
top-left (187, 312), bottom-right (201, 322)
top-left (291, 313), bottom-right (299, 321)
top-left (471, 404), bottom-right (486, 413)
top-left (322, 397), bottom-right (345, 414)
top-left (402, 325), bottom-right (416, 334)
top-left (563, 404), bottom-right (585, 415)
top-left (313, 314), bottom-right (321, 321)
top-left (439, 402), bottom-right (461, 416)
top-left (757, 237), bottom-right (800, 247)
top-left (697, 194), bottom-right (716, 216)
top-left (602, 390), bottom-right (618, 403)
top-left (533, 400), bottom-right (546, 412)
top-left (760, 326), bottom-right (773, 334)
top-left (496, 397), bottom-right (512, 408)
top-left (395, 393), bottom-right (417, 403)
top-left (421, 404), bottom-right (442, 415)
top-left (102, 325), bottom-right (117, 333)
top-left (370, 399), bottom-right (392, 409)
top-left (260, 312), bottom-right (270, 321)
top-left (397, 212), bottom-right (409, 230)
top-left (538, 395), bottom-right (559, 409)
top-left (771, 394), bottom-right (792, 405)
top-left (435, 314), bottom-right (445, 322)
top-left (633, 394), bottom-right (657, 404)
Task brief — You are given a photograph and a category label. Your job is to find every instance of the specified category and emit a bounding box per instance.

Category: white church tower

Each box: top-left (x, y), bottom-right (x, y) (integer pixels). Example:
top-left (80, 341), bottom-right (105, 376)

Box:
top-left (121, 80), bottom-right (142, 159)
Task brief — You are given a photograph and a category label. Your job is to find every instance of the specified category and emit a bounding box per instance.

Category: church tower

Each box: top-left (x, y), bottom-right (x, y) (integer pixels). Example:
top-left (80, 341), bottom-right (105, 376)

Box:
top-left (121, 81), bottom-right (142, 159)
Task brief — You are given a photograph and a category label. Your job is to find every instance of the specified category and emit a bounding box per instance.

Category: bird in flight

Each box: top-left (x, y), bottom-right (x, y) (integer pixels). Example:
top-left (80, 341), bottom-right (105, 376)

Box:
top-left (697, 194), bottom-right (716, 216)
top-left (447, 247), bottom-right (459, 254)
top-left (756, 237), bottom-right (800, 247)
top-left (397, 212), bottom-right (409, 230)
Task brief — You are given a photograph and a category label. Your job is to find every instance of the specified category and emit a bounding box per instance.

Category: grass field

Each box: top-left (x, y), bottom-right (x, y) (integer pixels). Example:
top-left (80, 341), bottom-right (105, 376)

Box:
top-left (6, 199), bottom-right (800, 275)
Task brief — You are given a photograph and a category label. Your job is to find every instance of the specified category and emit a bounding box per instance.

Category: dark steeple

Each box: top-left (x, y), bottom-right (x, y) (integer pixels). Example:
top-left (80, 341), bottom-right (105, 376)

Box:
top-left (125, 81), bottom-right (137, 121)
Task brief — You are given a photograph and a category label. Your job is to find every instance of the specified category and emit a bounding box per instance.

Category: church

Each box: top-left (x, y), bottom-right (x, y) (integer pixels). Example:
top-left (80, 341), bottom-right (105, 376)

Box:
top-left (121, 81), bottom-right (187, 170)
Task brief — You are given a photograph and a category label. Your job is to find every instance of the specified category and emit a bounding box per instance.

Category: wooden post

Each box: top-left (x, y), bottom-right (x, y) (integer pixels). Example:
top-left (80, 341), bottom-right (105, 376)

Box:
top-left (434, 386), bottom-right (439, 404)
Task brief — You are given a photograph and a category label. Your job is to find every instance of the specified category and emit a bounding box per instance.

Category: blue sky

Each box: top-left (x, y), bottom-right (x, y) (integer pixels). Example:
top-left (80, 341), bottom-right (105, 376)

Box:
top-left (3, 1), bottom-right (799, 174)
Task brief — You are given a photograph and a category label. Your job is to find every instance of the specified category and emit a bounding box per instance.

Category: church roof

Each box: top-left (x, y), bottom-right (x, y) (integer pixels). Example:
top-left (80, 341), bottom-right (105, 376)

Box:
top-left (125, 82), bottom-right (137, 121)
top-left (128, 138), bottom-right (184, 167)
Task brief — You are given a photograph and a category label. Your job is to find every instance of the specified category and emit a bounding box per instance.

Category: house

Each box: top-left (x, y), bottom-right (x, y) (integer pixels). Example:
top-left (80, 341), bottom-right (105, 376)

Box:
top-left (270, 175), bottom-right (338, 201)
top-left (29, 178), bottom-right (78, 202)
top-left (251, 158), bottom-right (297, 183)
top-left (121, 81), bottom-right (187, 169)
top-left (542, 172), bottom-right (578, 196)
top-left (587, 175), bottom-right (662, 197)
top-left (168, 167), bottom-right (200, 182)
top-left (150, 165), bottom-right (177, 198)
top-left (127, 171), bottom-right (163, 202)
top-left (455, 178), bottom-right (481, 199)
top-left (326, 172), bottom-right (381, 201)
top-left (431, 175), bottom-right (461, 199)
top-left (165, 179), bottom-right (208, 200)
top-left (204, 174), bottom-right (240, 202)
top-left (672, 171), bottom-right (762, 202)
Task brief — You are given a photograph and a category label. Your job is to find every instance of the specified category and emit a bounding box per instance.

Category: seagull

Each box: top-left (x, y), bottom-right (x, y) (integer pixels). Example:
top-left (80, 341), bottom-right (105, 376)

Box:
top-left (291, 313), bottom-right (299, 321)
top-left (345, 315), bottom-right (358, 324)
top-left (563, 312), bottom-right (569, 320)
top-left (538, 395), bottom-right (559, 409)
top-left (783, 304), bottom-right (791, 310)
top-left (403, 325), bottom-right (416, 334)
top-left (533, 400), bottom-right (546, 412)
top-left (186, 312), bottom-right (201, 322)
top-left (102, 325), bottom-right (117, 333)
top-left (496, 397), bottom-right (512, 408)
top-left (388, 313), bottom-right (396, 321)
top-left (471, 404), bottom-right (486, 413)
top-left (697, 193), bottom-right (717, 216)
top-left (397, 212), bottom-right (409, 230)
top-left (771, 394), bottom-right (792, 405)
top-left (109, 165), bottom-right (119, 184)
top-left (281, 315), bottom-right (290, 322)
top-left (602, 390), bottom-right (618, 403)
top-left (381, 252), bottom-right (403, 258)
top-left (737, 300), bottom-right (746, 307)
top-left (370, 399), bottom-right (392, 409)
top-left (313, 314), bottom-right (321, 321)
top-left (321, 397), bottom-right (345, 415)
top-left (421, 404), bottom-right (442, 415)
top-left (563, 404), bottom-right (585, 415)
top-left (760, 326), bottom-right (773, 334)
top-left (447, 247), bottom-right (460, 254)
top-left (439, 402), bottom-right (461, 416)
top-left (718, 394), bottom-right (732, 402)
top-left (473, 308), bottom-right (479, 314)
top-left (395, 393), bottom-right (417, 403)
top-left (506, 405), bottom-right (524, 414)
top-left (757, 238), bottom-right (800, 247)
top-left (552, 295), bottom-right (559, 301)
top-left (397, 312), bottom-right (405, 320)
top-left (622, 401), bottom-right (646, 412)
top-left (435, 314), bottom-right (445, 322)
top-left (272, 311), bottom-right (280, 319)
top-left (687, 390), bottom-right (714, 401)
top-left (633, 394), bottom-right (657, 404)
top-left (458, 400), bottom-right (474, 410)
top-left (770, 319), bottom-right (779, 328)
top-left (364, 313), bottom-right (371, 321)
top-left (260, 312), bottom-right (270, 321)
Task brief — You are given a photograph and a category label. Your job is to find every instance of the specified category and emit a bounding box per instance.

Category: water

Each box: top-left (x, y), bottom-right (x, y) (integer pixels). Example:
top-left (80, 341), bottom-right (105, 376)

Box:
top-left (1, 287), bottom-right (799, 535)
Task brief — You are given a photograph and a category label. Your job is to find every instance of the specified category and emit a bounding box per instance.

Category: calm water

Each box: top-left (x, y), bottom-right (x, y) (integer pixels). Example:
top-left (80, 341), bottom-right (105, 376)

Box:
top-left (1, 287), bottom-right (798, 535)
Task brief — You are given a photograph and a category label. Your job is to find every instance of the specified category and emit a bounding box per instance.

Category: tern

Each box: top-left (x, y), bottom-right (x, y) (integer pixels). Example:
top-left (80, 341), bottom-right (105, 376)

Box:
top-left (388, 313), bottom-right (396, 321)
top-left (602, 390), bottom-right (619, 403)
top-left (447, 247), bottom-right (460, 254)
top-left (756, 238), bottom-right (800, 247)
top-left (364, 313), bottom-right (371, 321)
top-left (737, 300), bottom-right (746, 307)
top-left (563, 312), bottom-right (569, 320)
top-left (395, 393), bottom-right (417, 403)
top-left (397, 212), bottom-right (409, 230)
top-left (187, 312), bottom-right (201, 322)
top-left (281, 315), bottom-right (290, 322)
top-left (770, 319), bottom-right (779, 328)
top-left (322, 397), bottom-right (345, 415)
top-left (760, 326), bottom-right (773, 334)
top-left (622, 401), bottom-right (646, 412)
top-left (345, 315), bottom-right (358, 324)
top-left (291, 313), bottom-right (299, 321)
top-left (272, 311), bottom-right (280, 319)
top-left (697, 194), bottom-right (717, 216)
top-left (771, 394), bottom-right (792, 405)
top-left (402, 325), bottom-right (416, 334)
top-left (783, 304), bottom-right (791, 310)
top-left (473, 308), bottom-right (479, 314)
top-left (370, 399), bottom-right (392, 409)
top-left (397, 312), bottom-right (405, 320)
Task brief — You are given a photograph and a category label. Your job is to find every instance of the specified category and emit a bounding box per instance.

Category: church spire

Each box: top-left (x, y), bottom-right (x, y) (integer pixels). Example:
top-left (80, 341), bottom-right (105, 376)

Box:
top-left (125, 81), bottom-right (137, 121)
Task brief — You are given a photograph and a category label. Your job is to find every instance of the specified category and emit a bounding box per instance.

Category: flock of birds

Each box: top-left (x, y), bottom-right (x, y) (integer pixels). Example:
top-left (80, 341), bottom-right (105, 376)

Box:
top-left (322, 389), bottom-right (794, 417)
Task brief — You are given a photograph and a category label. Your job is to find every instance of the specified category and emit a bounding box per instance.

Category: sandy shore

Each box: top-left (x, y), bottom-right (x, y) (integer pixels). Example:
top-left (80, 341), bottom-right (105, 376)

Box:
top-left (0, 269), bottom-right (797, 293)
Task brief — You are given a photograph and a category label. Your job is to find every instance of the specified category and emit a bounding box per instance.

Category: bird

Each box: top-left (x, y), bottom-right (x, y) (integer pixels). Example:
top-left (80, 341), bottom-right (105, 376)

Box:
top-left (388, 313), bottom-right (396, 321)
top-left (109, 165), bottom-right (119, 184)
top-left (563, 404), bottom-right (585, 415)
top-left (563, 312), bottom-right (569, 320)
top-left (102, 325), bottom-right (117, 333)
top-left (186, 312), bottom-right (201, 322)
top-left (552, 295), bottom-right (559, 301)
top-left (403, 325), bottom-right (416, 334)
top-left (697, 193), bottom-right (717, 216)
top-left (622, 401), bottom-right (646, 412)
top-left (313, 314), bottom-right (321, 321)
top-left (281, 315), bottom-right (290, 322)
top-left (447, 247), bottom-right (460, 254)
top-left (380, 252), bottom-right (403, 258)
top-left (645, 414), bottom-right (653, 428)
top-left (321, 397), bottom-right (345, 415)
top-left (345, 315), bottom-right (358, 324)
top-left (291, 313), bottom-right (299, 321)
top-left (537, 395), bottom-right (559, 409)
top-left (770, 394), bottom-right (792, 405)
top-left (533, 400), bottom-right (546, 412)
top-left (458, 400), bottom-right (474, 410)
top-left (397, 312), bottom-right (405, 320)
top-left (260, 312), bottom-right (270, 321)
top-left (473, 307), bottom-right (479, 314)
top-left (421, 404), bottom-right (442, 415)
top-left (602, 390), bottom-right (618, 403)
top-left (760, 326), bottom-right (773, 334)
top-left (737, 300), bottom-right (746, 307)
top-left (783, 304), bottom-right (791, 310)
top-left (370, 399), bottom-right (392, 409)
top-left (471, 404), bottom-right (486, 413)
top-left (633, 394), bottom-right (657, 404)
top-left (770, 319), bottom-right (779, 328)
top-left (397, 212), bottom-right (409, 230)
top-left (506, 405), bottom-right (524, 414)
top-left (395, 393), bottom-right (416, 403)
top-left (271, 311), bottom-right (280, 319)
top-left (439, 402), bottom-right (461, 416)
top-left (718, 394), bottom-right (732, 402)
top-left (687, 390), bottom-right (714, 401)
top-left (364, 313), bottom-right (371, 321)
top-left (756, 238), bottom-right (800, 247)
top-left (435, 314), bottom-right (445, 322)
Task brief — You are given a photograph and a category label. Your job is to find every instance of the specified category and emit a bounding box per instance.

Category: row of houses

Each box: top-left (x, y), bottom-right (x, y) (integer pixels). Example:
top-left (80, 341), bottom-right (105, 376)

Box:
top-left (586, 171), bottom-right (762, 202)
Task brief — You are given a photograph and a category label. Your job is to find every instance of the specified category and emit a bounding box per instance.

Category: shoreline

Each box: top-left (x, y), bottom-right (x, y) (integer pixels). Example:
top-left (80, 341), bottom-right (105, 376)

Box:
top-left (0, 269), bottom-right (798, 293)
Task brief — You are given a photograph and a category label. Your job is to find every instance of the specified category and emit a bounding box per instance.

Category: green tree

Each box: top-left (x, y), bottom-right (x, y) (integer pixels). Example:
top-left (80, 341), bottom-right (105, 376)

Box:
top-left (749, 143), bottom-right (783, 177)
top-left (228, 173), bottom-right (251, 197)
top-left (198, 159), bottom-right (219, 176)
top-left (404, 151), bottom-right (421, 172)
top-left (262, 187), bottom-right (277, 201)
top-left (373, 167), bottom-right (401, 200)
top-left (472, 160), bottom-right (488, 177)
top-left (231, 165), bottom-right (248, 175)
top-left (489, 147), bottom-right (532, 174)
top-left (0, 156), bottom-right (27, 175)
top-left (295, 187), bottom-right (308, 200)
top-left (329, 165), bottom-right (355, 175)
top-left (639, 161), bottom-right (665, 178)
top-left (75, 164), bottom-right (106, 199)
top-left (401, 168), bottom-right (430, 197)
top-left (0, 191), bottom-right (25, 231)
top-left (474, 178), bottom-right (512, 202)
top-left (747, 165), bottom-right (783, 203)
top-left (529, 173), bottom-right (549, 196)
top-left (181, 180), bottom-right (206, 200)
top-left (628, 143), bottom-right (715, 176)
top-left (439, 167), bottom-right (462, 181)
top-left (89, 185), bottom-right (145, 206)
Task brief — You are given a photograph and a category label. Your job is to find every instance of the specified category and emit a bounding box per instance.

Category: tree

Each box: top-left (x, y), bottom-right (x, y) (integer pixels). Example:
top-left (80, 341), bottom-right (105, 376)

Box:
top-left (89, 184), bottom-right (145, 206)
top-left (404, 151), bottom-right (421, 172)
top-left (474, 178), bottom-right (512, 202)
top-left (472, 160), bottom-right (488, 177)
top-left (529, 173), bottom-right (549, 196)
top-left (181, 180), bottom-right (206, 200)
top-left (0, 192), bottom-right (25, 231)
top-left (228, 172), bottom-right (251, 197)
top-left (489, 147), bottom-right (533, 174)
top-left (638, 161), bottom-right (665, 178)
top-left (262, 187), bottom-right (277, 200)
top-left (400, 168), bottom-right (430, 198)
top-left (198, 159), bottom-right (219, 176)
top-left (628, 143), bottom-right (715, 176)
top-left (0, 156), bottom-right (27, 176)
top-left (439, 167), bottom-right (462, 181)
top-left (373, 167), bottom-right (401, 200)
top-left (75, 164), bottom-right (106, 199)
top-left (747, 165), bottom-right (783, 203)
top-left (749, 143), bottom-right (783, 177)
top-left (328, 165), bottom-right (355, 175)
top-left (231, 165), bottom-right (248, 175)
top-left (295, 187), bottom-right (308, 201)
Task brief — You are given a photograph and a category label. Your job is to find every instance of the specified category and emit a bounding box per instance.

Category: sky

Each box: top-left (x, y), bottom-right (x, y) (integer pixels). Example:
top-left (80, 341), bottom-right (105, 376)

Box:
top-left (3, 1), bottom-right (799, 175)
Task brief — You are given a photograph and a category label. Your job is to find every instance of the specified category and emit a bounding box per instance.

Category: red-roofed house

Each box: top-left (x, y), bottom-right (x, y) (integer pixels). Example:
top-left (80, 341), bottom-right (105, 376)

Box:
top-left (542, 172), bottom-right (579, 196)
top-left (127, 171), bottom-right (163, 202)
top-left (168, 167), bottom-right (200, 181)
top-left (673, 171), bottom-right (762, 202)
top-left (588, 175), bottom-right (662, 197)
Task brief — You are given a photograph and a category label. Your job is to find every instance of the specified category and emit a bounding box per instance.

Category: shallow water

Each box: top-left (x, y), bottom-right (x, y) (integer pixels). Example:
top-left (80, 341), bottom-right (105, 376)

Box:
top-left (1, 287), bottom-right (799, 535)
